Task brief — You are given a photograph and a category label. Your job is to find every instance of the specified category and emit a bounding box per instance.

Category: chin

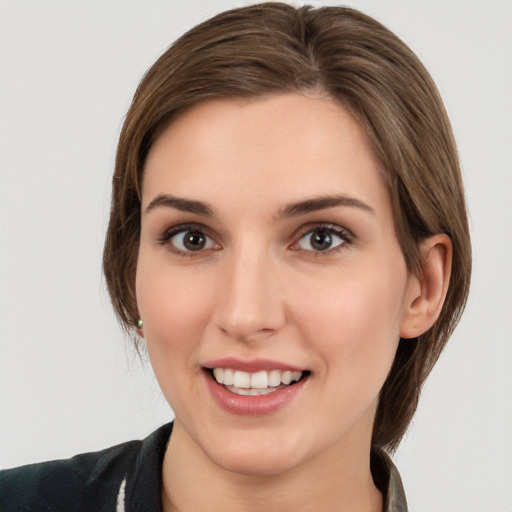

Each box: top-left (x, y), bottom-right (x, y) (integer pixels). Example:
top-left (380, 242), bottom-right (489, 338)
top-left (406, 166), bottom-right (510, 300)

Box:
top-left (211, 446), bottom-right (304, 477)
top-left (198, 423), bottom-right (309, 477)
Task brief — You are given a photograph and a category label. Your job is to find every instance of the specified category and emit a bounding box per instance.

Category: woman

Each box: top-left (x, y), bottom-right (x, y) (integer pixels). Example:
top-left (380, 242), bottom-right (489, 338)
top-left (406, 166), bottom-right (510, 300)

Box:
top-left (1, 3), bottom-right (471, 511)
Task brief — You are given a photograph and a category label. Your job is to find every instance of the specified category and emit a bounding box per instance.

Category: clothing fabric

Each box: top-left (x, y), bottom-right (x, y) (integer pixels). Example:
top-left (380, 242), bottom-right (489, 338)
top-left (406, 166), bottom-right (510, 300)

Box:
top-left (0, 422), bottom-right (408, 511)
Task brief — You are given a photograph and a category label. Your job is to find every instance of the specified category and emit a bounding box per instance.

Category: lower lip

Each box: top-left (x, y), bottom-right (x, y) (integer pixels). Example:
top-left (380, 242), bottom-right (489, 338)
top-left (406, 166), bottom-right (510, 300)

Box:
top-left (203, 370), bottom-right (308, 416)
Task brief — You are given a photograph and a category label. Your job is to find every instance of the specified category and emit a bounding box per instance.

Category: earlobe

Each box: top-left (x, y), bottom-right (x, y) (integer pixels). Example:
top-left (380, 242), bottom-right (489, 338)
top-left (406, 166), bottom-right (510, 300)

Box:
top-left (400, 234), bottom-right (452, 339)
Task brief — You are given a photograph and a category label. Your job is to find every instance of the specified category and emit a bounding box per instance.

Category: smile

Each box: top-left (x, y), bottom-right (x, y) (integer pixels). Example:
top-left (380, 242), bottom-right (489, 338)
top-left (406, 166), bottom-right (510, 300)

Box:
top-left (202, 359), bottom-right (310, 415)
top-left (212, 368), bottom-right (303, 396)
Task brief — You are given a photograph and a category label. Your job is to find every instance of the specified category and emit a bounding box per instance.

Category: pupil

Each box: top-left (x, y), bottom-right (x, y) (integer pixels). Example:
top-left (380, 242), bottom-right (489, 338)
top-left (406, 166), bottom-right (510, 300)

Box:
top-left (311, 230), bottom-right (332, 251)
top-left (184, 231), bottom-right (206, 251)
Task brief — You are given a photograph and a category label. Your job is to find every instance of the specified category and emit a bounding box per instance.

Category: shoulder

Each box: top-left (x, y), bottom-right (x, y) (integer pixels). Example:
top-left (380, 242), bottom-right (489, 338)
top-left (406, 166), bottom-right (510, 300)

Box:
top-left (0, 438), bottom-right (141, 512)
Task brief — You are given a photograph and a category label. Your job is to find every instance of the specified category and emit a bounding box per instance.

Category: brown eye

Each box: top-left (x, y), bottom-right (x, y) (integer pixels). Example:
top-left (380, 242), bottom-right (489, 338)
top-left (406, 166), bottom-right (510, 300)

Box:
top-left (171, 229), bottom-right (215, 252)
top-left (183, 231), bottom-right (206, 251)
top-left (310, 230), bottom-right (333, 251)
top-left (297, 227), bottom-right (347, 252)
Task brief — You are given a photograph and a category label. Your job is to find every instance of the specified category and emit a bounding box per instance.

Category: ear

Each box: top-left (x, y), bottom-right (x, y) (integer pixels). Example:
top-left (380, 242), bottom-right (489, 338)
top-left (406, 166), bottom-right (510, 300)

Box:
top-left (400, 234), bottom-right (452, 339)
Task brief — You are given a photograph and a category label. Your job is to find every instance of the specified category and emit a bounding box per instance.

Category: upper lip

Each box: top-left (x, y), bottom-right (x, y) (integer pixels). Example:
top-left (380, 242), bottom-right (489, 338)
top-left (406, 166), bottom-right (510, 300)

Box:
top-left (202, 357), bottom-right (306, 373)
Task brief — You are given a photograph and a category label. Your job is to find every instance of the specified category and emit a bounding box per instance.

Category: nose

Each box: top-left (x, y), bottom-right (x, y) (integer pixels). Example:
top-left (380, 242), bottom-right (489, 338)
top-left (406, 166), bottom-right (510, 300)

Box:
top-left (213, 247), bottom-right (286, 342)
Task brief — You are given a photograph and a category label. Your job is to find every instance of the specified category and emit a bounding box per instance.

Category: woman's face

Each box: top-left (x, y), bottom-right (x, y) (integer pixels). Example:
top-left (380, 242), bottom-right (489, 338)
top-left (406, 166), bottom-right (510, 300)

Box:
top-left (136, 93), bottom-right (416, 476)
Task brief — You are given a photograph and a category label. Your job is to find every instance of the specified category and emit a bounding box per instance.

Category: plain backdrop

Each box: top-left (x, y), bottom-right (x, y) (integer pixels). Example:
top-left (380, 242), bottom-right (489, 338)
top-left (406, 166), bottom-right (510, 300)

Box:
top-left (1, 1), bottom-right (511, 511)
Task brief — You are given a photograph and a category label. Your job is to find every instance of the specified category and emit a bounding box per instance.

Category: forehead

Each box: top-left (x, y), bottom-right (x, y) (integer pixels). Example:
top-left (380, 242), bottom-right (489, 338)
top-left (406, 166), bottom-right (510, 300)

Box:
top-left (142, 93), bottom-right (389, 217)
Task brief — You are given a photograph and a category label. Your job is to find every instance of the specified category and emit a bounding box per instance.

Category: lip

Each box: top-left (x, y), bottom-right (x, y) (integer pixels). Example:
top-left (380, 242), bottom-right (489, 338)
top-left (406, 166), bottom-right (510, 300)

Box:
top-left (202, 357), bottom-right (305, 373)
top-left (203, 368), bottom-right (308, 416)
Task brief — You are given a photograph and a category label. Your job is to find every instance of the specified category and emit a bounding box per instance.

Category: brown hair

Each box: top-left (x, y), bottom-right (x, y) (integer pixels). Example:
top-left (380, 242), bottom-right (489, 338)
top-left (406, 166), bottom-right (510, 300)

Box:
top-left (103, 2), bottom-right (471, 452)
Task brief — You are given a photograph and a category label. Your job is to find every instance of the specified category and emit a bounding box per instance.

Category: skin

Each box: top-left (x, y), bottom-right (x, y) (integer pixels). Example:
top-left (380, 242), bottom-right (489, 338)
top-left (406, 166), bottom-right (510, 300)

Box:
top-left (136, 92), bottom-right (451, 511)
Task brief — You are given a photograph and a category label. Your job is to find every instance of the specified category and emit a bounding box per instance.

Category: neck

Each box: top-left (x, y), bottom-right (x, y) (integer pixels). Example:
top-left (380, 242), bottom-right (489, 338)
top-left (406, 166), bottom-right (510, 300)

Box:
top-left (161, 421), bottom-right (383, 512)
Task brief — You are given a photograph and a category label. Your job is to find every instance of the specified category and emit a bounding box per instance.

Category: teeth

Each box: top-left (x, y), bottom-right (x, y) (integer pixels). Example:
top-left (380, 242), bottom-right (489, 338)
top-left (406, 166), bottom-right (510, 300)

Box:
top-left (212, 368), bottom-right (303, 390)
top-left (225, 386), bottom-right (277, 396)
top-left (233, 370), bottom-right (251, 388)
top-left (250, 371), bottom-right (268, 389)
top-left (213, 368), bottom-right (223, 382)
top-left (223, 368), bottom-right (235, 385)
top-left (281, 371), bottom-right (293, 385)
top-left (268, 369), bottom-right (281, 387)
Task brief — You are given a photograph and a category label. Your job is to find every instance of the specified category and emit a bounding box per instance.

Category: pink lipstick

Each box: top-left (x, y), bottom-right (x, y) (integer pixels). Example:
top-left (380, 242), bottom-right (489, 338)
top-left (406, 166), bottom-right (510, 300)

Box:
top-left (202, 358), bottom-right (309, 416)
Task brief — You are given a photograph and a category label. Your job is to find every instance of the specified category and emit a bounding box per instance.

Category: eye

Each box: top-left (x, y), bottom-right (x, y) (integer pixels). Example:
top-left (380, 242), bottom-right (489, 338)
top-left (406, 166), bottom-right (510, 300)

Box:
top-left (295, 226), bottom-right (349, 253)
top-left (159, 225), bottom-right (218, 254)
top-left (173, 230), bottom-right (214, 251)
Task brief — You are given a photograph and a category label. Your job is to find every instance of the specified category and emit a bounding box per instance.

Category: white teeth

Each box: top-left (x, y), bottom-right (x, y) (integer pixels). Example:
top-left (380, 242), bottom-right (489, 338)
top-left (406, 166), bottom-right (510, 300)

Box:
top-left (213, 368), bottom-right (223, 383)
top-left (268, 369), bottom-right (281, 387)
top-left (211, 368), bottom-right (304, 390)
top-left (281, 371), bottom-right (293, 385)
top-left (250, 371), bottom-right (268, 389)
top-left (291, 371), bottom-right (302, 382)
top-left (223, 368), bottom-right (235, 385)
top-left (225, 386), bottom-right (277, 396)
top-left (233, 370), bottom-right (251, 388)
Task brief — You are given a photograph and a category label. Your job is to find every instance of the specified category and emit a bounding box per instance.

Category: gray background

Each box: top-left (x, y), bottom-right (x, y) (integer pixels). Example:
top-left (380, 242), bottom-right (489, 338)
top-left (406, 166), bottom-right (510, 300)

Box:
top-left (1, 1), bottom-right (511, 510)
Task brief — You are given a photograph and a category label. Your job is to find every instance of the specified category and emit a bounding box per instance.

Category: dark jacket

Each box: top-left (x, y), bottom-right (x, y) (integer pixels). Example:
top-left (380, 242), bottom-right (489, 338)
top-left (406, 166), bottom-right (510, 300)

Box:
top-left (0, 422), bottom-right (408, 511)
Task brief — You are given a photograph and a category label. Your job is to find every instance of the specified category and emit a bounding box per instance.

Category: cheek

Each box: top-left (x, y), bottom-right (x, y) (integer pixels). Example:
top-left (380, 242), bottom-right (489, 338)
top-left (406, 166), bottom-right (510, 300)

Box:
top-left (135, 262), bottom-right (219, 419)
top-left (295, 259), bottom-right (407, 381)
top-left (135, 260), bottom-right (215, 365)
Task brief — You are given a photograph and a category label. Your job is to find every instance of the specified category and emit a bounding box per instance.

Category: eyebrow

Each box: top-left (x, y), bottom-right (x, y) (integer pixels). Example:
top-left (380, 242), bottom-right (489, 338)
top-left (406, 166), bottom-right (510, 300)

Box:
top-left (144, 193), bottom-right (375, 218)
top-left (279, 195), bottom-right (375, 218)
top-left (144, 194), bottom-right (214, 216)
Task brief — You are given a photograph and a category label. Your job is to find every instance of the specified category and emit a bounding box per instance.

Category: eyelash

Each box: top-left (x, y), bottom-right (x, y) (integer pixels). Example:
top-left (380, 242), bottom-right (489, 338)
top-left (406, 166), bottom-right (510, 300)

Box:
top-left (156, 222), bottom-right (353, 257)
